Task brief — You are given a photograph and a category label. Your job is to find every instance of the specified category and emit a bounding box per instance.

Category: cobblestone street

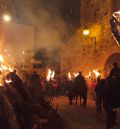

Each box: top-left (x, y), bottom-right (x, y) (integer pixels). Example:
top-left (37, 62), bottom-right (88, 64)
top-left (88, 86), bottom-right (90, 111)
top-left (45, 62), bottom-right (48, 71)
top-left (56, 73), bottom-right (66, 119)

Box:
top-left (53, 97), bottom-right (120, 129)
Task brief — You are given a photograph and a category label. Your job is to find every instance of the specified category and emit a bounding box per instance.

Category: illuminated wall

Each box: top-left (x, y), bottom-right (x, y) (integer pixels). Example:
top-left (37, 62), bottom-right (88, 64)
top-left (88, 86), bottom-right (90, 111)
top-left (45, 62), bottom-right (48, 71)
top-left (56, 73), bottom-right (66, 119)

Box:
top-left (61, 0), bottom-right (120, 78)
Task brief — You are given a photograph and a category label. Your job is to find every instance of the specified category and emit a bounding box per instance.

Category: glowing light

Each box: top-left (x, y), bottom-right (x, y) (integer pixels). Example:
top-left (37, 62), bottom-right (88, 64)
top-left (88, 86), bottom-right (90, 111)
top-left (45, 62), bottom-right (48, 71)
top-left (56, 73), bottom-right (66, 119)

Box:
top-left (3, 14), bottom-right (11, 22)
top-left (0, 55), bottom-right (4, 63)
top-left (73, 73), bottom-right (79, 77)
top-left (93, 69), bottom-right (100, 78)
top-left (5, 79), bottom-right (12, 84)
top-left (83, 29), bottom-right (90, 36)
top-left (68, 72), bottom-right (72, 80)
top-left (86, 71), bottom-right (91, 79)
top-left (1, 64), bottom-right (8, 70)
top-left (22, 51), bottom-right (25, 54)
top-left (46, 69), bottom-right (55, 81)
top-left (51, 71), bottom-right (55, 79)
top-left (0, 83), bottom-right (3, 86)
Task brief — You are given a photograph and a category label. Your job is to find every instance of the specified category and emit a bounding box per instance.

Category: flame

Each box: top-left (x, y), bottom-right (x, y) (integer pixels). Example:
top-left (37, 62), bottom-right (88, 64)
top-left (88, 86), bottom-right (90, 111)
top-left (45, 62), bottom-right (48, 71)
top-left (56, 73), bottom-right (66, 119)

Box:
top-left (5, 79), bottom-right (12, 84)
top-left (0, 55), bottom-right (4, 63)
top-left (0, 64), bottom-right (13, 72)
top-left (93, 69), bottom-right (100, 78)
top-left (51, 71), bottom-right (55, 79)
top-left (1, 64), bottom-right (8, 70)
top-left (86, 71), bottom-right (91, 79)
top-left (46, 69), bottom-right (55, 81)
top-left (0, 83), bottom-right (3, 86)
top-left (68, 72), bottom-right (72, 80)
top-left (73, 73), bottom-right (79, 77)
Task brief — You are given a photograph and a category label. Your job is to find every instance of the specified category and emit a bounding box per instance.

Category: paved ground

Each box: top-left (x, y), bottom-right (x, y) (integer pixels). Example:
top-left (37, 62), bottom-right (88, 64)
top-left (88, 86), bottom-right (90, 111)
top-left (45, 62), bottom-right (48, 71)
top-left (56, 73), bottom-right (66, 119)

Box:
top-left (53, 97), bottom-right (120, 129)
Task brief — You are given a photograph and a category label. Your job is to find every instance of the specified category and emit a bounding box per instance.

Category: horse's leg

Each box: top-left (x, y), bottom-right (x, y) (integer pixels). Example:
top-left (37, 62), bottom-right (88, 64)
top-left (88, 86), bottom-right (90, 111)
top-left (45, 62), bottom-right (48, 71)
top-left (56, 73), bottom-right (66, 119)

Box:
top-left (75, 95), bottom-right (78, 105)
top-left (83, 94), bottom-right (87, 108)
top-left (79, 95), bottom-right (82, 105)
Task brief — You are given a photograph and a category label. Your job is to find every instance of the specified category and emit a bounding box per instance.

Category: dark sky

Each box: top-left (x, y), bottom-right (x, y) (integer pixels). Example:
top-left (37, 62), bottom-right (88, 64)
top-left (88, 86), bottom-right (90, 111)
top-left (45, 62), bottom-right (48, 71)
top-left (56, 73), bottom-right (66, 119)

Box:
top-left (0, 0), bottom-right (80, 31)
top-left (40, 0), bottom-right (80, 29)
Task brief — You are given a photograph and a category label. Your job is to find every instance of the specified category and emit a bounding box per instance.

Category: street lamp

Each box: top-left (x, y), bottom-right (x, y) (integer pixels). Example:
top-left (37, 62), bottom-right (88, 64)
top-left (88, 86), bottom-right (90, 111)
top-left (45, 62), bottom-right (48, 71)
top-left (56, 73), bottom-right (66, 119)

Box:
top-left (83, 29), bottom-right (97, 51)
top-left (2, 14), bottom-right (11, 22)
top-left (83, 29), bottom-right (90, 36)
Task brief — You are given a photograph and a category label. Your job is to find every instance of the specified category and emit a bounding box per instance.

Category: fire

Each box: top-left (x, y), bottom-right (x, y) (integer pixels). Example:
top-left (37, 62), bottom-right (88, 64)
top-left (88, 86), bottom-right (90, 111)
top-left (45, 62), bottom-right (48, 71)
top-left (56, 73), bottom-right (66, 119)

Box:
top-left (86, 71), bottom-right (91, 79)
top-left (0, 55), bottom-right (4, 63)
top-left (5, 79), bottom-right (12, 84)
top-left (51, 71), bottom-right (55, 79)
top-left (73, 73), bottom-right (79, 77)
top-left (0, 83), bottom-right (3, 86)
top-left (0, 64), bottom-right (13, 72)
top-left (46, 69), bottom-right (55, 81)
top-left (68, 72), bottom-right (72, 80)
top-left (93, 69), bottom-right (100, 78)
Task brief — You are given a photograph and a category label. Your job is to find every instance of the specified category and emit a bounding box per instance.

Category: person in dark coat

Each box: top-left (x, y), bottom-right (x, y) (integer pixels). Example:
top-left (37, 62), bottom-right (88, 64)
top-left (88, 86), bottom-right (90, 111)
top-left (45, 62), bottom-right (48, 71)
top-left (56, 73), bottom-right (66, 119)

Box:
top-left (103, 68), bottom-right (120, 129)
top-left (109, 62), bottom-right (120, 78)
top-left (95, 79), bottom-right (105, 113)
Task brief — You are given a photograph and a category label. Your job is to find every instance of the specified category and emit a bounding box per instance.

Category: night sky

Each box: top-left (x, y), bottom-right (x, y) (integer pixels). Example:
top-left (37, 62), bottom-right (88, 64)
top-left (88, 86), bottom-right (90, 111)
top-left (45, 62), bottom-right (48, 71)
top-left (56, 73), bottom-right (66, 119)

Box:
top-left (0, 0), bottom-right (80, 39)
top-left (40, 0), bottom-right (80, 29)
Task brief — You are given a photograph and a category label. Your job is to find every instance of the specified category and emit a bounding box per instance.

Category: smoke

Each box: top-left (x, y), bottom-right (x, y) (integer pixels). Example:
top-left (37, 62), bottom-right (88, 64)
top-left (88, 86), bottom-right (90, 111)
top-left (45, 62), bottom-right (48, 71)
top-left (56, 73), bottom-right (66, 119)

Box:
top-left (0, 0), bottom-right (69, 71)
top-left (19, 0), bottom-right (69, 71)
top-left (16, 0), bottom-right (69, 50)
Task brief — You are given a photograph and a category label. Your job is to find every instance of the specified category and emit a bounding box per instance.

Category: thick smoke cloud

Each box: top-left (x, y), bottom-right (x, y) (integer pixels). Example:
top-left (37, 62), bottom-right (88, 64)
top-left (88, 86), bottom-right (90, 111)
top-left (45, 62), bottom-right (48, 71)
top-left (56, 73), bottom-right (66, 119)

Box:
top-left (16, 0), bottom-right (69, 50)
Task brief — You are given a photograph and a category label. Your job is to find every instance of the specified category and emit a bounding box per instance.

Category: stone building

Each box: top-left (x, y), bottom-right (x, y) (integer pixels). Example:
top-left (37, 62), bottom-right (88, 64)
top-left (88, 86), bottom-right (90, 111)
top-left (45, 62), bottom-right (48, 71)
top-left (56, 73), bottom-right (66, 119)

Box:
top-left (61, 0), bottom-right (120, 78)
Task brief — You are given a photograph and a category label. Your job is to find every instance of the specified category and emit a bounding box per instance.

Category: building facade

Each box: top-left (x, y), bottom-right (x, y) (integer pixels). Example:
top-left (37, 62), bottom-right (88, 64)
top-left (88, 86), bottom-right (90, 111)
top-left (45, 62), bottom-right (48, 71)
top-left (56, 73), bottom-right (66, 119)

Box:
top-left (61, 0), bottom-right (120, 78)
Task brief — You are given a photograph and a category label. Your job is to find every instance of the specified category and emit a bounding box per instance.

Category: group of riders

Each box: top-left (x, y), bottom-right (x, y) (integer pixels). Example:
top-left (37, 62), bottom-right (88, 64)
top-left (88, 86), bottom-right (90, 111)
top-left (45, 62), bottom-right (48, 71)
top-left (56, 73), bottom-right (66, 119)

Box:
top-left (3, 62), bottom-right (120, 129)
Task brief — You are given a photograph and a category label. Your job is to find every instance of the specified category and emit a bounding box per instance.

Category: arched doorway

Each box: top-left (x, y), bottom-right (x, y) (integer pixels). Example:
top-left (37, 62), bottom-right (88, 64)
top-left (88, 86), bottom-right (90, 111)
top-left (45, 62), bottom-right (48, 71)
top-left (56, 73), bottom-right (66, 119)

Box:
top-left (104, 53), bottom-right (120, 77)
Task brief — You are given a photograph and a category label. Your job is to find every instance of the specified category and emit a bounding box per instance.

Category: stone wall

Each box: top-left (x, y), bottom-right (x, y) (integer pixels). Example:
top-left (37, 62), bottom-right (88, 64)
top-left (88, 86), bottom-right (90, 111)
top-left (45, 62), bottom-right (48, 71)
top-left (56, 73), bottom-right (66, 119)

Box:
top-left (61, 0), bottom-right (120, 78)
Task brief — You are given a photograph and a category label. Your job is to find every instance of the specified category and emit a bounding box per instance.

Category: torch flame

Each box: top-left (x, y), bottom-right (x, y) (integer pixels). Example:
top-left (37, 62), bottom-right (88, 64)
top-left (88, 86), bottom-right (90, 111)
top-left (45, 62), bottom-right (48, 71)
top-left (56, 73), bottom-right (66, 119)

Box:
top-left (46, 69), bottom-right (55, 81)
top-left (0, 55), bottom-right (4, 63)
top-left (5, 79), bottom-right (12, 84)
top-left (86, 71), bottom-right (91, 79)
top-left (93, 69), bottom-right (100, 78)
top-left (51, 71), bottom-right (55, 79)
top-left (73, 73), bottom-right (79, 77)
top-left (1, 64), bottom-right (8, 70)
top-left (68, 72), bottom-right (72, 80)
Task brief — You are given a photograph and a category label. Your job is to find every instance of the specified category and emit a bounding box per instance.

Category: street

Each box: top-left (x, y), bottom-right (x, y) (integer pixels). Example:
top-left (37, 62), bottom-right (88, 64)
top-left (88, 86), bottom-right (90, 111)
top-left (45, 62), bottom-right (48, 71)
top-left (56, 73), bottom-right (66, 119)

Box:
top-left (53, 97), bottom-right (120, 129)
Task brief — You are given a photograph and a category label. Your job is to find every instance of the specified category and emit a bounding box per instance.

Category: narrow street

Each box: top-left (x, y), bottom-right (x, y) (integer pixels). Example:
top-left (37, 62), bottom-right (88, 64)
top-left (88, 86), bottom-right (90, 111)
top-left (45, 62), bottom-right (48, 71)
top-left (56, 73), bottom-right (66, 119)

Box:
top-left (53, 97), bottom-right (120, 129)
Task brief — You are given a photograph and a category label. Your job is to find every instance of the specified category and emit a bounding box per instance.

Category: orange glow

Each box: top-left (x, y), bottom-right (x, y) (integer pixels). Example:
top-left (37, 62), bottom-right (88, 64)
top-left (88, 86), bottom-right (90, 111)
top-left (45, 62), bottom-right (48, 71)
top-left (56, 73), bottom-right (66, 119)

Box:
top-left (93, 69), bottom-right (100, 78)
top-left (5, 79), bottom-right (12, 84)
top-left (0, 55), bottom-right (4, 63)
top-left (46, 69), bottom-right (55, 81)
top-left (73, 72), bottom-right (79, 77)
top-left (68, 72), bottom-right (72, 80)
top-left (86, 71), bottom-right (91, 79)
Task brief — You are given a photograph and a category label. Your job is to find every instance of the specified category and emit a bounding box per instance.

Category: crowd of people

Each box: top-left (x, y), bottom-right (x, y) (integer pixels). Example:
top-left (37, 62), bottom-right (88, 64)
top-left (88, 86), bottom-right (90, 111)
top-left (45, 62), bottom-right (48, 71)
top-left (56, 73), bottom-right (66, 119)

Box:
top-left (2, 62), bottom-right (120, 129)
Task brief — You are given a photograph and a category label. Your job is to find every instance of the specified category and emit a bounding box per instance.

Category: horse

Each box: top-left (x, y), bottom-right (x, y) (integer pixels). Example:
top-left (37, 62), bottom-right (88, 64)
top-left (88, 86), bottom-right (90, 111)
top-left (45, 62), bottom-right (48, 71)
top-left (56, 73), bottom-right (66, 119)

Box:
top-left (73, 74), bottom-right (88, 108)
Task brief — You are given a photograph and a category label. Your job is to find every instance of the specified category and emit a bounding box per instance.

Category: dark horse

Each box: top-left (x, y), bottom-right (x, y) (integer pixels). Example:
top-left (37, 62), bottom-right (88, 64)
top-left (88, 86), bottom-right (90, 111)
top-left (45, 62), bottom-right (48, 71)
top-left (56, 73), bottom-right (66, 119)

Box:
top-left (73, 73), bottom-right (87, 108)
